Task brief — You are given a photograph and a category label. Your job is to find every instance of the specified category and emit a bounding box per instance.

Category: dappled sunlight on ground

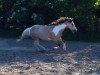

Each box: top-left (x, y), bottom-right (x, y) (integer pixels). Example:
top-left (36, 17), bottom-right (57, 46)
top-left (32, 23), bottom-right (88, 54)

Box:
top-left (0, 38), bottom-right (100, 75)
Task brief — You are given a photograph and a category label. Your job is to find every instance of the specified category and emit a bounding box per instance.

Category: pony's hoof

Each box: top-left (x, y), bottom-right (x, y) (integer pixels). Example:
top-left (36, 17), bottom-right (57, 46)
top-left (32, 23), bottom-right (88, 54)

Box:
top-left (39, 50), bottom-right (46, 53)
top-left (53, 46), bottom-right (60, 50)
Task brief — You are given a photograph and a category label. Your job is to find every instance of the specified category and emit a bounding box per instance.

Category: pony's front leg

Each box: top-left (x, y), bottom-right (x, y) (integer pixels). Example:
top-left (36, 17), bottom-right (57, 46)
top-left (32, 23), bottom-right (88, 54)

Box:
top-left (53, 40), bottom-right (60, 50)
top-left (34, 41), bottom-right (46, 52)
top-left (57, 38), bottom-right (67, 50)
top-left (56, 41), bottom-right (67, 50)
top-left (62, 41), bottom-right (67, 50)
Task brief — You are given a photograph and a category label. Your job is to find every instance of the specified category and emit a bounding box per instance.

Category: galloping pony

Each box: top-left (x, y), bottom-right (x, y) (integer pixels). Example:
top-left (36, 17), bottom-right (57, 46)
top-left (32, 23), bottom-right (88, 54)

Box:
top-left (17, 17), bottom-right (77, 52)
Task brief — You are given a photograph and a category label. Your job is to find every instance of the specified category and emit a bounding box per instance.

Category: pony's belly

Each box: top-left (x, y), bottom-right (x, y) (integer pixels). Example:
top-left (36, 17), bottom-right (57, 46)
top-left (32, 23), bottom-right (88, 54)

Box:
top-left (39, 36), bottom-right (51, 41)
top-left (37, 31), bottom-right (51, 41)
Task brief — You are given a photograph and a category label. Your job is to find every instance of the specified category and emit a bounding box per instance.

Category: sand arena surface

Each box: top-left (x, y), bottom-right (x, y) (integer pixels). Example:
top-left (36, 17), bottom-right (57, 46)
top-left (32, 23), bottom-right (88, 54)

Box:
top-left (0, 38), bottom-right (100, 75)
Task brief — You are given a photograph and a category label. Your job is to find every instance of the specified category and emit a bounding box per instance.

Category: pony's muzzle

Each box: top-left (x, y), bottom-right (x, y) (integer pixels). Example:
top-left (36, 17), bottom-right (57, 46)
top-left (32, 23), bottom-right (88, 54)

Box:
top-left (72, 30), bottom-right (77, 34)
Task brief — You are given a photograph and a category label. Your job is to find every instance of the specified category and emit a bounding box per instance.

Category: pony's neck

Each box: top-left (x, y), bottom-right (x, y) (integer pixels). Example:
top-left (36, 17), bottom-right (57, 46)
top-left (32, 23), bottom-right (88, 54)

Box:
top-left (52, 23), bottom-right (66, 36)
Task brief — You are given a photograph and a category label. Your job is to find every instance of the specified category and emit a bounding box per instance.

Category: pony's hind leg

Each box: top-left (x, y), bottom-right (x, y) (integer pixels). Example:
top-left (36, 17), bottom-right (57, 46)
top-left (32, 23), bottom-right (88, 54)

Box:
top-left (34, 40), bottom-right (46, 52)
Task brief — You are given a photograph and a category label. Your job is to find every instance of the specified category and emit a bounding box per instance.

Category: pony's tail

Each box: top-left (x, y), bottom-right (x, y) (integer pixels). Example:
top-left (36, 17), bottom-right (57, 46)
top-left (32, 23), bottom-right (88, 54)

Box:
top-left (16, 28), bottom-right (31, 42)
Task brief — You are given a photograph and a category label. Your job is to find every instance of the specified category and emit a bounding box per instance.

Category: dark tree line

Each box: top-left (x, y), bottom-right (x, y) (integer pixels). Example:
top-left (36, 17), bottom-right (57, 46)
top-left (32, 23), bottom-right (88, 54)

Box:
top-left (0, 0), bottom-right (100, 41)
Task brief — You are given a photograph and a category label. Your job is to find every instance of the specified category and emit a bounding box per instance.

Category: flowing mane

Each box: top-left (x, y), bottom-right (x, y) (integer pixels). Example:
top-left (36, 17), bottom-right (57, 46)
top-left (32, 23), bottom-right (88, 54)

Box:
top-left (49, 17), bottom-right (73, 25)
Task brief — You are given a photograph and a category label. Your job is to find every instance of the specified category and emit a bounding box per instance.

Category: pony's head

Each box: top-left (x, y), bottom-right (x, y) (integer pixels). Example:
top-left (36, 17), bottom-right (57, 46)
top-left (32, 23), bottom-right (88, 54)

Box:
top-left (64, 17), bottom-right (77, 33)
top-left (50, 17), bottom-right (77, 33)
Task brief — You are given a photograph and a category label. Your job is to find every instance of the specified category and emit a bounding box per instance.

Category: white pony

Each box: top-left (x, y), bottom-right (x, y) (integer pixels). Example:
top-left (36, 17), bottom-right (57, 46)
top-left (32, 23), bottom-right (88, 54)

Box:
top-left (17, 17), bottom-right (77, 52)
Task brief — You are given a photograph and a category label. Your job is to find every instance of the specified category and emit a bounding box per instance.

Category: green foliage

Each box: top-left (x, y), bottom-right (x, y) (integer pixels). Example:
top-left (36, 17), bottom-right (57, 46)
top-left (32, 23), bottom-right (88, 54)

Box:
top-left (0, 0), bottom-right (100, 41)
top-left (95, 0), bottom-right (100, 8)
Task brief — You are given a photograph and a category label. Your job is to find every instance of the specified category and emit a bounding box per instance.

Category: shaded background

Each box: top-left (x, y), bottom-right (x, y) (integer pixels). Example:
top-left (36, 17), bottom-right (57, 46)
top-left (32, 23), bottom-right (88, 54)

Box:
top-left (0, 0), bottom-right (100, 42)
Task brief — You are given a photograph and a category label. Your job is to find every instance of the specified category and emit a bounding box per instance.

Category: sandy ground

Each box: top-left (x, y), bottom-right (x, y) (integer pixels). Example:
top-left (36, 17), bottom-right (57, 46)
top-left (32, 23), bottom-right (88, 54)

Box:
top-left (0, 38), bottom-right (100, 75)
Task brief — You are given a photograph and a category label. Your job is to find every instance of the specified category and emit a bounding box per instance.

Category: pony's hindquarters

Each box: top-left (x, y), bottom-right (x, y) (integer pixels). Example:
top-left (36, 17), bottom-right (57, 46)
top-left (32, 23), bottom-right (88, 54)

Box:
top-left (17, 27), bottom-right (31, 41)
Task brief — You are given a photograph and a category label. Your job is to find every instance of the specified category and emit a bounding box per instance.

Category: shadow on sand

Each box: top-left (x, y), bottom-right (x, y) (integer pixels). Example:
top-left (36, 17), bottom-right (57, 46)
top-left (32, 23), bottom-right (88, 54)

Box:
top-left (0, 38), bottom-right (100, 75)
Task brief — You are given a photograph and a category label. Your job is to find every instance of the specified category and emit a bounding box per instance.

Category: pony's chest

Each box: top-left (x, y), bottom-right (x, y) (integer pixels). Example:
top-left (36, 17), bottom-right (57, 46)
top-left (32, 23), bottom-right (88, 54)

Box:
top-left (52, 26), bottom-right (66, 36)
top-left (52, 28), bottom-right (59, 36)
